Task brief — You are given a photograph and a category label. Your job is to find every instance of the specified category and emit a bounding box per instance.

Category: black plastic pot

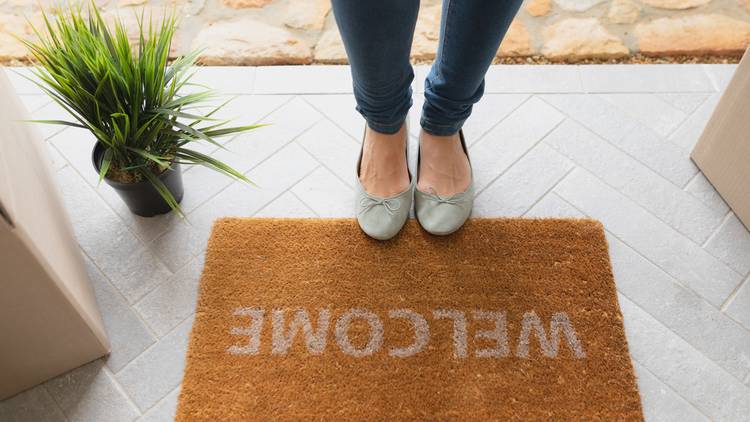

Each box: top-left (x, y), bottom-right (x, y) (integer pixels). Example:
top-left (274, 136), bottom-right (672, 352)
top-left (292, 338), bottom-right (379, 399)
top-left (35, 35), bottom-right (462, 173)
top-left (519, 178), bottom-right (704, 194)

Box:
top-left (92, 143), bottom-right (184, 217)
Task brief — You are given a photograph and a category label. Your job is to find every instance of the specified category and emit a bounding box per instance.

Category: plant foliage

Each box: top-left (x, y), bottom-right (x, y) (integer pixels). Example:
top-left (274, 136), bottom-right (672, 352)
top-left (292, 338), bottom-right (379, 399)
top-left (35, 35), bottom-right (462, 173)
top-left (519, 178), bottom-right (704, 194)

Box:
top-left (22, 2), bottom-right (262, 215)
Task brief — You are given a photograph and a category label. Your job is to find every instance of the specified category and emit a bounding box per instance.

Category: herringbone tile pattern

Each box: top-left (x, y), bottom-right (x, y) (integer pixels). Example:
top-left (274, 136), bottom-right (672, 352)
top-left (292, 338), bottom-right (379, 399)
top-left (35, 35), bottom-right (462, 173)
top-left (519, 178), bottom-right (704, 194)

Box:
top-left (1, 64), bottom-right (749, 421)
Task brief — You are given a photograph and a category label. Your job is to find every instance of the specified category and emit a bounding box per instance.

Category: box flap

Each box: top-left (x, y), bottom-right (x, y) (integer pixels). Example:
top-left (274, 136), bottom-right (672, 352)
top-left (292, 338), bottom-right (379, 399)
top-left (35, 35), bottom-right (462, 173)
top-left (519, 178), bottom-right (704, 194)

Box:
top-left (691, 47), bottom-right (750, 230)
top-left (0, 69), bottom-right (110, 390)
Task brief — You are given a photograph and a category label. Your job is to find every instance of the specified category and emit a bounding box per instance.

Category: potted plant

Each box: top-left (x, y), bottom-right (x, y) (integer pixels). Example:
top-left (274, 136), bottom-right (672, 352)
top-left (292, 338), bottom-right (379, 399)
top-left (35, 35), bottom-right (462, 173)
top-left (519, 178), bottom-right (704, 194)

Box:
top-left (22, 4), bottom-right (261, 217)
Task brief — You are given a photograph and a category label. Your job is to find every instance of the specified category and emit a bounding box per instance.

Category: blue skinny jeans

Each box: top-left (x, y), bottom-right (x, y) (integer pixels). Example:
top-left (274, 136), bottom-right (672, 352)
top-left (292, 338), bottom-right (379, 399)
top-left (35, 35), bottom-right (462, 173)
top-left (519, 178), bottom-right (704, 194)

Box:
top-left (331, 0), bottom-right (523, 136)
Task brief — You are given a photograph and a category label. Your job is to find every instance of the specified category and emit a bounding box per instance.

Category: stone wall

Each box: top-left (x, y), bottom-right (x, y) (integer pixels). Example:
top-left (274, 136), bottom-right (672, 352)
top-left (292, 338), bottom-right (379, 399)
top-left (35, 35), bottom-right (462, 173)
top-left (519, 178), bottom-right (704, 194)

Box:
top-left (1, 0), bottom-right (750, 65)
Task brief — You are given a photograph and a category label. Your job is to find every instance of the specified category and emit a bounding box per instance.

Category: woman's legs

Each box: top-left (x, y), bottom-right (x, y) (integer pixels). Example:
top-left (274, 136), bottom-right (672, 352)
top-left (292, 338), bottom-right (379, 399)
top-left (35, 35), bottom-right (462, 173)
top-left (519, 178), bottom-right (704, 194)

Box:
top-left (418, 0), bottom-right (523, 196)
top-left (331, 0), bottom-right (419, 135)
top-left (422, 0), bottom-right (524, 136)
top-left (332, 0), bottom-right (523, 197)
top-left (331, 0), bottom-right (419, 197)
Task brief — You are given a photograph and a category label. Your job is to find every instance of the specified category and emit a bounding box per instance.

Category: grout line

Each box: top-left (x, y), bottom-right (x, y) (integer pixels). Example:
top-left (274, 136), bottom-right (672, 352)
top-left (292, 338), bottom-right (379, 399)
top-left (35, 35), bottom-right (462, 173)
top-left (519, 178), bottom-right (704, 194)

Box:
top-left (294, 137), bottom-right (356, 190)
top-left (683, 171), bottom-right (702, 192)
top-left (701, 64), bottom-right (724, 93)
top-left (521, 166), bottom-right (576, 217)
top-left (537, 105), bottom-right (725, 248)
top-left (139, 384), bottom-right (181, 419)
top-left (558, 192), bottom-right (750, 338)
top-left (298, 95), bottom-right (362, 145)
top-left (553, 193), bottom-right (750, 387)
top-left (131, 255), bottom-right (198, 312)
top-left (543, 120), bottom-right (723, 247)
top-left (663, 92), bottom-right (712, 143)
top-left (620, 286), bottom-right (750, 403)
top-left (288, 190), bottom-right (322, 218)
top-left (250, 165), bottom-right (324, 218)
top-left (536, 94), bottom-right (700, 187)
top-left (618, 285), bottom-right (750, 390)
top-left (185, 94), bottom-right (298, 161)
top-left (631, 357), bottom-right (714, 421)
top-left (575, 65), bottom-right (586, 94)
top-left (184, 100), bottom-right (324, 218)
top-left (78, 246), bottom-right (161, 343)
top-left (38, 384), bottom-right (72, 422)
top-left (474, 115), bottom-right (565, 198)
top-left (720, 272), bottom-right (749, 313)
top-left (554, 170), bottom-right (744, 308)
top-left (114, 311), bottom-right (195, 381)
top-left (467, 94), bottom-right (534, 148)
top-left (598, 92), bottom-right (686, 139)
top-left (50, 142), bottom-right (176, 275)
top-left (701, 211), bottom-right (733, 248)
top-left (101, 364), bottom-right (143, 417)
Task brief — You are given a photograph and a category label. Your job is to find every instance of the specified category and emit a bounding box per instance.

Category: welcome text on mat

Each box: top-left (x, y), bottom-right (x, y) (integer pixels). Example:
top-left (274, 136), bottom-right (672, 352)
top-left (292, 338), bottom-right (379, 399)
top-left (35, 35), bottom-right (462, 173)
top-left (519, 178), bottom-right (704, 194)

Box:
top-left (226, 308), bottom-right (587, 359)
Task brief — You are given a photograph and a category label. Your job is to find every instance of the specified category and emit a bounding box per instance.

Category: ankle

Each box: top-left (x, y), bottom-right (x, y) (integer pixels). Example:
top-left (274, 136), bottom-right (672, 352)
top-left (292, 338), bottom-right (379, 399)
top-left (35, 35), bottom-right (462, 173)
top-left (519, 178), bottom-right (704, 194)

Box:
top-left (358, 123), bottom-right (410, 197)
top-left (417, 129), bottom-right (470, 195)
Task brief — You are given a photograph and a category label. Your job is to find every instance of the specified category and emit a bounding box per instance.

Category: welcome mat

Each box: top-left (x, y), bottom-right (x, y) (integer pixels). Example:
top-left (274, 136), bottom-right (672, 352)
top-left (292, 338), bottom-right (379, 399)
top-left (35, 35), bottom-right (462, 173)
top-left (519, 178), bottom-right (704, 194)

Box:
top-left (177, 218), bottom-right (643, 420)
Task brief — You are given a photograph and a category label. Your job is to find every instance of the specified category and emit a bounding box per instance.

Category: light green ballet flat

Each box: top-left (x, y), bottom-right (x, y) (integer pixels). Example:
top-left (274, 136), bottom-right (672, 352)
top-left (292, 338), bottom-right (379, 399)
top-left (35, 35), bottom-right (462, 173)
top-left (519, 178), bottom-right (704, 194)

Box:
top-left (415, 130), bottom-right (474, 236)
top-left (354, 126), bottom-right (414, 241)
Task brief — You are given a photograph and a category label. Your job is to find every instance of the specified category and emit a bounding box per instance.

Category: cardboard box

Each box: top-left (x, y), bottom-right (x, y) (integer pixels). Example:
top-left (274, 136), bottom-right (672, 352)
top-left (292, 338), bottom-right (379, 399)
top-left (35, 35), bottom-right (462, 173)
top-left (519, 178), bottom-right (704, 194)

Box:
top-left (0, 69), bottom-right (109, 400)
top-left (691, 47), bottom-right (750, 230)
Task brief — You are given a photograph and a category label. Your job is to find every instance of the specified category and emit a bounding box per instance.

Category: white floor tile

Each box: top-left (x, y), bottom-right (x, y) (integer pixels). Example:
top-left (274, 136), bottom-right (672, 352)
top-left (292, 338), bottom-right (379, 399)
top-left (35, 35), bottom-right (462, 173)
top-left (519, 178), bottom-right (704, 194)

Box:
top-left (0, 385), bottom-right (66, 422)
top-left (579, 64), bottom-right (714, 93)
top-left (612, 124), bottom-right (698, 191)
top-left (540, 93), bottom-right (638, 144)
top-left (546, 119), bottom-right (723, 244)
top-left (30, 102), bottom-right (71, 140)
top-left (684, 172), bottom-right (730, 216)
top-left (290, 167), bottom-right (354, 217)
top-left (702, 64), bottom-right (737, 92)
top-left (188, 67), bottom-right (255, 95)
top-left (18, 95), bottom-right (51, 113)
top-left (115, 317), bottom-right (194, 412)
top-left (609, 234), bottom-right (750, 385)
top-left (469, 97), bottom-right (564, 192)
top-left (5, 67), bottom-right (43, 94)
top-left (725, 276), bottom-right (750, 332)
top-left (254, 191), bottom-right (318, 217)
top-left (668, 93), bottom-right (720, 151)
top-left (135, 259), bottom-right (202, 337)
top-left (483, 65), bottom-right (583, 93)
top-left (301, 94), bottom-right (363, 140)
top-left (45, 361), bottom-right (140, 422)
top-left (524, 192), bottom-right (586, 218)
top-left (148, 221), bottom-right (204, 274)
top-left (456, 94), bottom-right (530, 142)
top-left (620, 295), bottom-right (750, 421)
top-left (254, 66), bottom-right (353, 94)
top-left (555, 169), bottom-right (743, 307)
top-left (188, 142), bottom-right (319, 230)
top-left (295, 119), bottom-right (360, 187)
top-left (633, 362), bottom-right (709, 422)
top-left (599, 93), bottom-right (687, 138)
top-left (57, 168), bottom-right (172, 304)
top-left (137, 386), bottom-right (180, 422)
top-left (704, 214), bottom-right (750, 276)
top-left (214, 97), bottom-right (322, 174)
top-left (84, 258), bottom-right (156, 373)
top-left (655, 93), bottom-right (710, 115)
top-left (474, 144), bottom-right (573, 216)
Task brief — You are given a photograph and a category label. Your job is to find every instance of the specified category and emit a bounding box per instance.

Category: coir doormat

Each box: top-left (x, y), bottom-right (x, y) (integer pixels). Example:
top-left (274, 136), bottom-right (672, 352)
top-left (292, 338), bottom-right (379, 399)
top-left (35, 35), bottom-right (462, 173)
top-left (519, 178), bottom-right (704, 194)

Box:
top-left (177, 218), bottom-right (642, 420)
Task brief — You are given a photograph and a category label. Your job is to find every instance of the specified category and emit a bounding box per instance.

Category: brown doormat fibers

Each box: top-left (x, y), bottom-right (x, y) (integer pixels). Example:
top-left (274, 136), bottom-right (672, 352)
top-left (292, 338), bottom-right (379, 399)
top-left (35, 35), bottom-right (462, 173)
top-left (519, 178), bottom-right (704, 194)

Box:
top-left (177, 218), bottom-right (643, 421)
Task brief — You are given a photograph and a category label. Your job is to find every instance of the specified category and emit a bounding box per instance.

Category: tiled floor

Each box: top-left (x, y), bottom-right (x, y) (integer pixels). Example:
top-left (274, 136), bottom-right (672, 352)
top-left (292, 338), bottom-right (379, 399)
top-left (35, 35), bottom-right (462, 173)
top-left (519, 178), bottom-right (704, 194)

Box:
top-left (2, 64), bottom-right (750, 421)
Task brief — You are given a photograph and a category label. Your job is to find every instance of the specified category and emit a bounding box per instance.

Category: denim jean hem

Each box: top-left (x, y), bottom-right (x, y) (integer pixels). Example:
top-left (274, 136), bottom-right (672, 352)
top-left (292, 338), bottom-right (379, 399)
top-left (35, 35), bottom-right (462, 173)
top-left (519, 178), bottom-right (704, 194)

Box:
top-left (366, 118), bottom-right (407, 135)
top-left (420, 116), bottom-right (464, 136)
